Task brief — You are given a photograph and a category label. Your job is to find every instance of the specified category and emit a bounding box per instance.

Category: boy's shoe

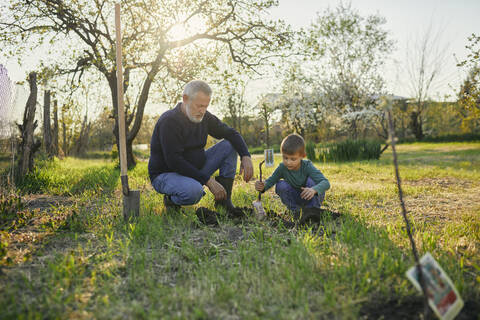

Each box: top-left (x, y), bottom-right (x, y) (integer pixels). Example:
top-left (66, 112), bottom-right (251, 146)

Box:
top-left (163, 195), bottom-right (181, 210)
top-left (298, 207), bottom-right (322, 225)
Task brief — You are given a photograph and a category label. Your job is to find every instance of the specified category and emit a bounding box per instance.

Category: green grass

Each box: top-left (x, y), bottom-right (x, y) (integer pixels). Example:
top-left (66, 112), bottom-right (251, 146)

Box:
top-left (1, 142), bottom-right (479, 319)
top-left (17, 157), bottom-right (120, 196)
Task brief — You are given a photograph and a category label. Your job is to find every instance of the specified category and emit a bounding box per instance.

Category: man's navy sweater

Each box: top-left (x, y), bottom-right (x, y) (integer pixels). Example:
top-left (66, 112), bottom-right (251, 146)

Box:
top-left (148, 103), bottom-right (250, 185)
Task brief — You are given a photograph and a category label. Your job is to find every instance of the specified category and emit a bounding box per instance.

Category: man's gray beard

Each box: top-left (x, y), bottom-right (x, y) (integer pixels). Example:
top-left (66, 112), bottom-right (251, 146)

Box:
top-left (185, 103), bottom-right (204, 123)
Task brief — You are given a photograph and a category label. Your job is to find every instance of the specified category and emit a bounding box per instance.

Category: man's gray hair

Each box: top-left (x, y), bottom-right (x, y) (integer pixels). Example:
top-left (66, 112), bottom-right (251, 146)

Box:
top-left (183, 80), bottom-right (212, 99)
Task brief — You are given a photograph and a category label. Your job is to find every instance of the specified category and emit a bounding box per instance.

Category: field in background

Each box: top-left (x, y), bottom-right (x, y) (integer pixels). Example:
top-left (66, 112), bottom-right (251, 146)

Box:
top-left (1, 142), bottom-right (479, 319)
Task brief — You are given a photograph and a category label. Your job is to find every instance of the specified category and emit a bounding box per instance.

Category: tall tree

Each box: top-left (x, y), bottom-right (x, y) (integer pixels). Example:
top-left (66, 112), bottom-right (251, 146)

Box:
top-left (2, 0), bottom-right (292, 167)
top-left (16, 72), bottom-right (41, 180)
top-left (72, 113), bottom-right (91, 156)
top-left (405, 24), bottom-right (449, 140)
top-left (457, 67), bottom-right (480, 132)
top-left (277, 63), bottom-right (322, 137)
top-left (257, 93), bottom-right (279, 147)
top-left (457, 34), bottom-right (480, 133)
top-left (212, 68), bottom-right (250, 134)
top-left (52, 99), bottom-right (59, 156)
top-left (43, 89), bottom-right (53, 156)
top-left (305, 3), bottom-right (394, 139)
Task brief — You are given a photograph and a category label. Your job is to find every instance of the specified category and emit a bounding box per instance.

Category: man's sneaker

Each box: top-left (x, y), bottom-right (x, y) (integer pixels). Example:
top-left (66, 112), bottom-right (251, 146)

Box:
top-left (163, 195), bottom-right (181, 210)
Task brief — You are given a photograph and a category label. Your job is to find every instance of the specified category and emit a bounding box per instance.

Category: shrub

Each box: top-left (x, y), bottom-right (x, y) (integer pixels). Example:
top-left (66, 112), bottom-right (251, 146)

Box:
top-left (305, 141), bottom-right (316, 161)
top-left (317, 139), bottom-right (381, 162)
top-left (110, 144), bottom-right (118, 160)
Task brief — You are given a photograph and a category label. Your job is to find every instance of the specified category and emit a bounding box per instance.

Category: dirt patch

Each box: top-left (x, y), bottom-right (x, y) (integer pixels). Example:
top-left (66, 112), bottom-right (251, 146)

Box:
top-left (402, 185), bottom-right (480, 223)
top-left (224, 226), bottom-right (244, 242)
top-left (360, 296), bottom-right (480, 320)
top-left (23, 194), bottom-right (74, 210)
top-left (0, 194), bottom-right (84, 266)
top-left (372, 180), bottom-right (480, 226)
top-left (404, 177), bottom-right (472, 189)
top-left (195, 207), bottom-right (220, 226)
top-left (359, 296), bottom-right (424, 319)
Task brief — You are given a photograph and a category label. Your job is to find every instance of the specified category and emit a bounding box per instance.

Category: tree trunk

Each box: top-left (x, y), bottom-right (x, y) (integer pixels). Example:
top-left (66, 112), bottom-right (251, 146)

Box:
top-left (380, 143), bottom-right (389, 154)
top-left (52, 99), bottom-right (59, 156)
top-left (410, 111), bottom-right (424, 140)
top-left (126, 141), bottom-right (135, 169)
top-left (265, 121), bottom-right (270, 148)
top-left (237, 110), bottom-right (242, 135)
top-left (72, 114), bottom-right (91, 156)
top-left (43, 89), bottom-right (53, 157)
top-left (108, 60), bottom-right (160, 168)
top-left (62, 106), bottom-right (67, 157)
top-left (16, 72), bottom-right (41, 181)
top-left (349, 118), bottom-right (358, 140)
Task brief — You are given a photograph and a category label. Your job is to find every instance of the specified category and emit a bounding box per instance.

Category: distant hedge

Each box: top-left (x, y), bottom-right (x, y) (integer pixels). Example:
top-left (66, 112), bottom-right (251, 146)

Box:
top-left (420, 133), bottom-right (480, 143)
top-left (397, 133), bottom-right (480, 144)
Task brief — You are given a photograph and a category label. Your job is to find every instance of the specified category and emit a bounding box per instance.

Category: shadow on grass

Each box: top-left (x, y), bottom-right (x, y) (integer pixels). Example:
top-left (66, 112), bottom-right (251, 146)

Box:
top-left (289, 206), bottom-right (479, 319)
top-left (1, 192), bottom-right (478, 319)
top-left (174, 204), bottom-right (459, 318)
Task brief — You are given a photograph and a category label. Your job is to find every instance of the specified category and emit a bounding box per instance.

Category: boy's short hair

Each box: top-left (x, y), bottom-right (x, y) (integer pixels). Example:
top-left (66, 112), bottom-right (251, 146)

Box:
top-left (281, 133), bottom-right (305, 155)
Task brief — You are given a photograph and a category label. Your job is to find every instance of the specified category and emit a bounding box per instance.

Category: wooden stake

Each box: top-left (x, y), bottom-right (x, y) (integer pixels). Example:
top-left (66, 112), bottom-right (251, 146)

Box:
top-left (115, 3), bottom-right (139, 220)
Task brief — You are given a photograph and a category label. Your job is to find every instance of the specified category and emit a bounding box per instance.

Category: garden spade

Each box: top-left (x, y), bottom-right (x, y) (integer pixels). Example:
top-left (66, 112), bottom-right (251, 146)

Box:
top-left (115, 3), bottom-right (140, 221)
top-left (252, 160), bottom-right (266, 219)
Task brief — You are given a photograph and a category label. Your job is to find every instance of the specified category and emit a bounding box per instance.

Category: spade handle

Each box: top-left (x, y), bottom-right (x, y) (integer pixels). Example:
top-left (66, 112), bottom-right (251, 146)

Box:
top-left (258, 160), bottom-right (265, 201)
top-left (115, 3), bottom-right (129, 196)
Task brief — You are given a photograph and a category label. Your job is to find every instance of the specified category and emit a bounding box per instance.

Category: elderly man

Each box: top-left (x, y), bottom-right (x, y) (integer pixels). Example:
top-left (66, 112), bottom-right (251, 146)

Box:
top-left (148, 80), bottom-right (253, 212)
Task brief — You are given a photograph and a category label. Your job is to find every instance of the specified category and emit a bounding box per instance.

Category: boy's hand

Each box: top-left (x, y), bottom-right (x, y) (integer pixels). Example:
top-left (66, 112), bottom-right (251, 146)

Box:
top-left (255, 181), bottom-right (265, 192)
top-left (300, 187), bottom-right (317, 200)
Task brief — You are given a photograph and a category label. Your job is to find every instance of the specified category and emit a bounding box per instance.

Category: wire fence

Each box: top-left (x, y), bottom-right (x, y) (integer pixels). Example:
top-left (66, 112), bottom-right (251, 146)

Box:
top-left (0, 64), bottom-right (18, 193)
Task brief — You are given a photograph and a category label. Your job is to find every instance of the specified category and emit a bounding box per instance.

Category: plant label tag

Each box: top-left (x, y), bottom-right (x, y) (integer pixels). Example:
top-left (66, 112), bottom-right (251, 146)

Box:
top-left (264, 149), bottom-right (274, 167)
top-left (406, 252), bottom-right (464, 320)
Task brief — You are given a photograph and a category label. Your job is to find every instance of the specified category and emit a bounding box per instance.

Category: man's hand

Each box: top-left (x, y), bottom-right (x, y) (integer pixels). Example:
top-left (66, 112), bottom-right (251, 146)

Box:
top-left (300, 187), bottom-right (317, 200)
top-left (239, 156), bottom-right (253, 182)
top-left (206, 177), bottom-right (226, 201)
top-left (255, 181), bottom-right (265, 192)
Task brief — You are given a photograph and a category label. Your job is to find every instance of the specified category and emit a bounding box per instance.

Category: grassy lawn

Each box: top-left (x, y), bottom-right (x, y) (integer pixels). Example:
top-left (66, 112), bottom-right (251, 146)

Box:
top-left (1, 142), bottom-right (479, 319)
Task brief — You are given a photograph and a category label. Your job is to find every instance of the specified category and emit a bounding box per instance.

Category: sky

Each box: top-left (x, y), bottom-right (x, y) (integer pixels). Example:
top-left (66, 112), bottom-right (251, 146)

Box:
top-left (263, 0), bottom-right (480, 100)
top-left (1, 0), bottom-right (479, 120)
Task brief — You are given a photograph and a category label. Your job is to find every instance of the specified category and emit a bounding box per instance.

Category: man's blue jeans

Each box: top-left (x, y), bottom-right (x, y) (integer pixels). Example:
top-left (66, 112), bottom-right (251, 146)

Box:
top-left (275, 178), bottom-right (325, 212)
top-left (151, 140), bottom-right (237, 205)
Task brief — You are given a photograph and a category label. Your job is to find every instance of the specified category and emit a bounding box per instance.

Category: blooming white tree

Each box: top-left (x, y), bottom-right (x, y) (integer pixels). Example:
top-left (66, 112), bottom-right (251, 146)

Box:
top-left (276, 65), bottom-right (324, 137)
top-left (305, 3), bottom-right (394, 138)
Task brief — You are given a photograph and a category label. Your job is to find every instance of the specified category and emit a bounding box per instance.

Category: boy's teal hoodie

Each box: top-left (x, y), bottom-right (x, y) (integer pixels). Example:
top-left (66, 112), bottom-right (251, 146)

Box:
top-left (263, 159), bottom-right (330, 195)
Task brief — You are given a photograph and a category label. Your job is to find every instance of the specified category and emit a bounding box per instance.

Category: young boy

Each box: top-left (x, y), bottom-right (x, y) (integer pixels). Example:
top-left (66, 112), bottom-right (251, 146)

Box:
top-left (255, 134), bottom-right (330, 215)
